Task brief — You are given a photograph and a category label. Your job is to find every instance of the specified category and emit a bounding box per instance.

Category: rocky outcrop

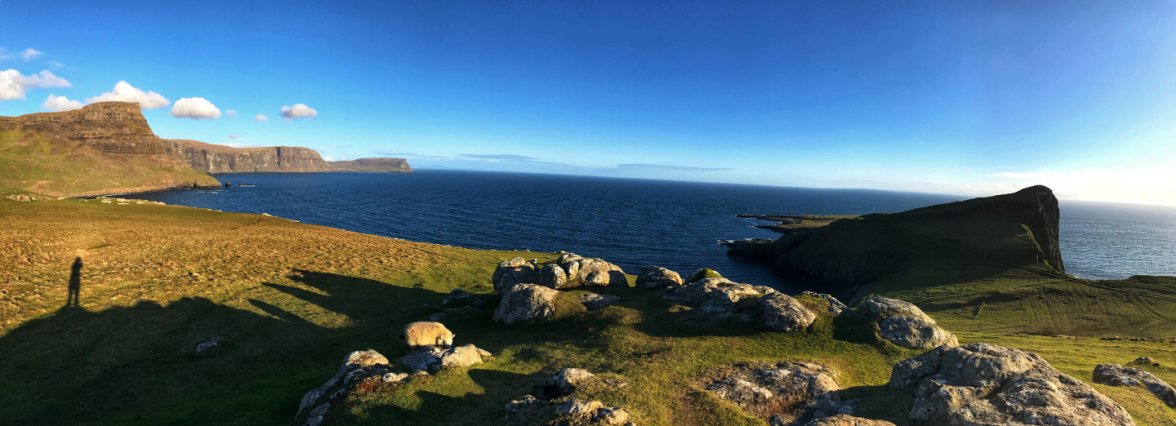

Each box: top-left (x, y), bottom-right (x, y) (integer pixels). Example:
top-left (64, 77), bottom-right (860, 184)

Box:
top-left (707, 362), bottom-right (844, 425)
top-left (760, 293), bottom-right (817, 332)
top-left (888, 343), bottom-right (1133, 425)
top-left (493, 257), bottom-right (539, 293)
top-left (493, 254), bottom-right (628, 292)
top-left (295, 349), bottom-right (409, 426)
top-left (505, 369), bottom-right (633, 426)
top-left (635, 266), bottom-right (684, 288)
top-left (799, 291), bottom-right (847, 316)
top-left (1093, 363), bottom-right (1176, 408)
top-left (728, 186), bottom-right (1065, 289)
top-left (330, 157), bottom-right (412, 173)
top-left (857, 295), bottom-right (957, 350)
top-left (557, 253), bottom-right (628, 288)
top-left (398, 344), bottom-right (492, 373)
top-left (494, 284), bottom-right (569, 324)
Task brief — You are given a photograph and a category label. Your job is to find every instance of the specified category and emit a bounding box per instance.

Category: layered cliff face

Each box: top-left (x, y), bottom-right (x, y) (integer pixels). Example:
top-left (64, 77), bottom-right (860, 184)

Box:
top-left (728, 186), bottom-right (1065, 292)
top-left (0, 102), bottom-right (219, 196)
top-left (330, 157), bottom-right (413, 173)
top-left (167, 140), bottom-right (334, 174)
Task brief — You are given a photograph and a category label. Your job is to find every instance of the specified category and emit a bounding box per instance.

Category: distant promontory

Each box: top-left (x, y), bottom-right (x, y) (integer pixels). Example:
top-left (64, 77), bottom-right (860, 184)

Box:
top-left (0, 102), bottom-right (411, 196)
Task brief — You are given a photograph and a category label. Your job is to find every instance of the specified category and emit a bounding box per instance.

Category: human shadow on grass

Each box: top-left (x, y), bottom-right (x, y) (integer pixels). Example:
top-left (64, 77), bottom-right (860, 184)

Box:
top-left (0, 269), bottom-right (583, 425)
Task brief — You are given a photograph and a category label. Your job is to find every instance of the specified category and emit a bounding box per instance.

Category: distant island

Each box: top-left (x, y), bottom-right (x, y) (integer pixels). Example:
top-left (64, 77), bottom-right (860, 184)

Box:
top-left (0, 102), bottom-right (411, 197)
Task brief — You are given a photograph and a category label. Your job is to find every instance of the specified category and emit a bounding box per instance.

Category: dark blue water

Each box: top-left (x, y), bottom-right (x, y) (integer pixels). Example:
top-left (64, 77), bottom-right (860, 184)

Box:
top-left (137, 170), bottom-right (1176, 283)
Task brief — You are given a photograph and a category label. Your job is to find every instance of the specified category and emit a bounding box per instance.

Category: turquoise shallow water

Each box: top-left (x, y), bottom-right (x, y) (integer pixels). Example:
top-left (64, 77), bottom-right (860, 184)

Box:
top-left (137, 170), bottom-right (1176, 284)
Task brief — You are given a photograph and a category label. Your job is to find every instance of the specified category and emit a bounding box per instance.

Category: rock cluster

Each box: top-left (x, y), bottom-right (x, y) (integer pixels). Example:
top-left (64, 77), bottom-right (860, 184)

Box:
top-left (706, 362), bottom-right (846, 425)
top-left (663, 271), bottom-right (818, 332)
top-left (888, 343), bottom-right (1133, 425)
top-left (505, 369), bottom-right (633, 426)
top-left (492, 253), bottom-right (629, 293)
top-left (398, 344), bottom-right (493, 373)
top-left (4, 194), bottom-right (36, 202)
top-left (1093, 363), bottom-right (1176, 408)
top-left (857, 295), bottom-right (957, 349)
top-left (295, 349), bottom-right (408, 426)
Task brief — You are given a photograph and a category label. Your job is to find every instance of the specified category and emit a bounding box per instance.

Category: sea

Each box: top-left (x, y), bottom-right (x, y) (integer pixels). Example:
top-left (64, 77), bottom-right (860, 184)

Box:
top-left (136, 170), bottom-right (1176, 285)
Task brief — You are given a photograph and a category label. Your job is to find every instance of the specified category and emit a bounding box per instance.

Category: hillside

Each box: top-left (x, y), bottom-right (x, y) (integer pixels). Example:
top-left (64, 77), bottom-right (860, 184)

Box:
top-left (728, 186), bottom-right (1064, 293)
top-left (0, 195), bottom-right (1173, 425)
top-left (0, 103), bottom-right (412, 197)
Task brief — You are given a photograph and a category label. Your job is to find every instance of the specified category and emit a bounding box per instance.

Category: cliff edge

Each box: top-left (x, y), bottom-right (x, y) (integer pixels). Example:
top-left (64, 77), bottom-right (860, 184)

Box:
top-left (727, 186), bottom-right (1064, 291)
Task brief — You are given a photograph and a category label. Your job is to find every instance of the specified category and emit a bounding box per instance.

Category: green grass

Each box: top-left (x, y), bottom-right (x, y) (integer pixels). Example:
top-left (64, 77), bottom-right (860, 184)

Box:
top-left (0, 198), bottom-right (1173, 425)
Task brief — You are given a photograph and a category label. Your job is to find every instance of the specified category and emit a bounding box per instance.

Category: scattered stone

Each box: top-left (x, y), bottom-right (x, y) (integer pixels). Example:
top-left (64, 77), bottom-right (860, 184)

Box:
top-left (494, 284), bottom-right (564, 324)
top-left (1093, 363), bottom-right (1176, 408)
top-left (760, 293), bottom-right (817, 332)
top-left (578, 293), bottom-right (620, 310)
top-left (295, 349), bottom-right (399, 426)
top-left (636, 266), bottom-right (684, 288)
top-left (888, 343), bottom-right (1133, 425)
top-left (194, 336), bottom-right (222, 353)
top-left (707, 362), bottom-right (841, 425)
top-left (537, 263), bottom-right (569, 289)
top-left (493, 257), bottom-right (538, 294)
top-left (398, 344), bottom-right (492, 373)
top-left (401, 321), bottom-right (455, 349)
top-left (799, 291), bottom-right (847, 316)
top-left (5, 194), bottom-right (36, 202)
top-left (441, 288), bottom-right (486, 308)
top-left (803, 414), bottom-right (895, 426)
top-left (858, 295), bottom-right (957, 349)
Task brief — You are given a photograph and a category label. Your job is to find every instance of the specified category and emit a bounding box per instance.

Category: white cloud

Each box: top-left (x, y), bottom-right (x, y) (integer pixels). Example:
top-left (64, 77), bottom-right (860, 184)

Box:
top-left (21, 48), bottom-right (43, 61)
top-left (170, 97), bottom-right (221, 119)
top-left (255, 113), bottom-right (268, 122)
top-left (990, 164), bottom-right (1176, 206)
top-left (225, 109), bottom-right (237, 118)
top-left (0, 69), bottom-right (71, 100)
top-left (280, 103), bottom-right (317, 119)
top-left (86, 80), bottom-right (170, 109)
top-left (42, 94), bottom-right (83, 111)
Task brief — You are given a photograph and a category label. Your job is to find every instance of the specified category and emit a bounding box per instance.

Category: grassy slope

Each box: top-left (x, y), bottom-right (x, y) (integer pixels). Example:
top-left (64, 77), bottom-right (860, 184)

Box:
top-left (0, 198), bottom-right (1173, 425)
top-left (0, 128), bottom-right (219, 197)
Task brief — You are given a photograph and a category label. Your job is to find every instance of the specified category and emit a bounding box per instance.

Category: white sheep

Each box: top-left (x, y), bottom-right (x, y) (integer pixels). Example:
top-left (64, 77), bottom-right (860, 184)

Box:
top-left (401, 321), bottom-right (455, 349)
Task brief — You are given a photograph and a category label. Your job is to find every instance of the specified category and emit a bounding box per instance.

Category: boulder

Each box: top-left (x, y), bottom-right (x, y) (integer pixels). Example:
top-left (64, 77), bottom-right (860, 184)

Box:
top-left (707, 362), bottom-right (841, 425)
top-left (804, 414), bottom-right (895, 426)
top-left (557, 253), bottom-right (627, 287)
top-left (859, 295), bottom-right (957, 349)
top-left (295, 349), bottom-right (399, 426)
top-left (636, 266), bottom-right (684, 288)
top-left (1093, 363), bottom-right (1176, 408)
top-left (663, 277), bottom-right (767, 317)
top-left (537, 264), bottom-right (569, 289)
top-left (494, 284), bottom-right (563, 324)
top-left (888, 343), bottom-right (1133, 425)
top-left (546, 368), bottom-right (597, 397)
top-left (578, 293), bottom-right (620, 310)
top-left (799, 291), bottom-right (847, 316)
top-left (686, 268), bottom-right (724, 283)
top-left (760, 293), bottom-right (817, 332)
top-left (493, 257), bottom-right (538, 294)
top-left (398, 344), bottom-right (492, 373)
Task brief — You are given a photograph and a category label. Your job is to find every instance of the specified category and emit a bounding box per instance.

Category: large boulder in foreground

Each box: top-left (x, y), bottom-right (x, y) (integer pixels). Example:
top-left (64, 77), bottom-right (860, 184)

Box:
top-left (889, 343), bottom-right (1133, 425)
top-left (495, 284), bottom-right (580, 324)
top-left (727, 185), bottom-right (1065, 287)
top-left (858, 295), bottom-right (957, 349)
top-left (706, 362), bottom-right (843, 425)
top-left (1093, 363), bottom-right (1176, 408)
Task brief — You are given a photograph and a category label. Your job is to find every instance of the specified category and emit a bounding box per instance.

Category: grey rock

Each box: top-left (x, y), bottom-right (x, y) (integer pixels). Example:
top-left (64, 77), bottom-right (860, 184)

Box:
top-left (859, 295), bottom-right (957, 349)
top-left (494, 284), bottom-right (564, 324)
top-left (1093, 363), bottom-right (1176, 408)
top-left (636, 266), bottom-right (684, 288)
top-left (707, 362), bottom-right (841, 425)
top-left (578, 293), bottom-right (620, 310)
top-left (889, 343), bottom-right (1133, 425)
top-left (760, 293), bottom-right (817, 332)
top-left (663, 277), bottom-right (767, 317)
top-left (547, 368), bottom-right (597, 396)
top-left (537, 264), bottom-right (569, 289)
top-left (398, 344), bottom-right (492, 373)
top-left (557, 253), bottom-right (627, 287)
top-left (804, 414), bottom-right (896, 426)
top-left (493, 257), bottom-right (538, 294)
top-left (799, 291), bottom-right (847, 316)
top-left (295, 349), bottom-right (397, 426)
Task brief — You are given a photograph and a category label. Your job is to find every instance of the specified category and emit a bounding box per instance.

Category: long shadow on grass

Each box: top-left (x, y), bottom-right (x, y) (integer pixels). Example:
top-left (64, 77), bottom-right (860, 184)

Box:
top-left (0, 270), bottom-right (561, 425)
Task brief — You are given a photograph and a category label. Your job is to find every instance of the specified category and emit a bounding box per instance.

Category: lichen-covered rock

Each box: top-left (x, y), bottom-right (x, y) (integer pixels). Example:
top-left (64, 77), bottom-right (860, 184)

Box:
top-left (859, 295), bottom-right (957, 349)
top-left (537, 264), bottom-right (569, 289)
top-left (663, 277), bottom-right (767, 317)
top-left (804, 414), bottom-right (895, 426)
top-left (398, 344), bottom-right (492, 373)
top-left (493, 257), bottom-right (538, 294)
top-left (799, 291), bottom-right (847, 316)
top-left (578, 293), bottom-right (620, 310)
top-left (556, 253), bottom-right (627, 287)
top-left (1093, 363), bottom-right (1176, 408)
top-left (494, 284), bottom-right (563, 324)
top-left (686, 268), bottom-right (724, 283)
top-left (888, 343), bottom-right (1133, 425)
top-left (707, 362), bottom-right (841, 425)
top-left (294, 349), bottom-right (399, 426)
top-left (636, 266), bottom-right (684, 288)
top-left (760, 293), bottom-right (817, 332)
top-left (547, 368), bottom-right (597, 397)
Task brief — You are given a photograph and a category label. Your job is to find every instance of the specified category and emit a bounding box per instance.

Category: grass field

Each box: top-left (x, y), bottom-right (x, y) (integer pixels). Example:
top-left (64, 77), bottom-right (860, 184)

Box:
top-left (1, 197), bottom-right (1173, 425)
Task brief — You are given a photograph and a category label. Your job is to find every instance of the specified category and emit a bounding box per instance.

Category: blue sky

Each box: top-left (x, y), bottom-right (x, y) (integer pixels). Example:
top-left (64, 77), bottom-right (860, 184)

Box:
top-left (2, 1), bottom-right (1175, 205)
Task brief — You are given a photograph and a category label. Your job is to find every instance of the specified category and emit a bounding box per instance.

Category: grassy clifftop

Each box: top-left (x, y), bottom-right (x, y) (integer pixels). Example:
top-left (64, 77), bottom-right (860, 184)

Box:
top-left (0, 197), bottom-right (1172, 425)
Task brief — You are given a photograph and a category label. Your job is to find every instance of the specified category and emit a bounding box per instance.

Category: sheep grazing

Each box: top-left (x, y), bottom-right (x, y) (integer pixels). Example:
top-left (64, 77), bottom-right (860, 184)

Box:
top-left (401, 321), bottom-right (455, 349)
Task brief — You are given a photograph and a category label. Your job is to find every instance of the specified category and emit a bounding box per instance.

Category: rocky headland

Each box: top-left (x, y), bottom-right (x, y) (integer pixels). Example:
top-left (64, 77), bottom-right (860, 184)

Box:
top-left (0, 102), bottom-right (411, 196)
